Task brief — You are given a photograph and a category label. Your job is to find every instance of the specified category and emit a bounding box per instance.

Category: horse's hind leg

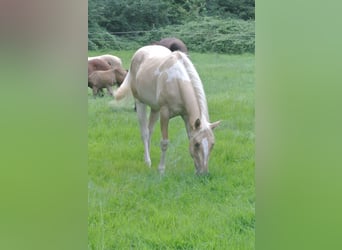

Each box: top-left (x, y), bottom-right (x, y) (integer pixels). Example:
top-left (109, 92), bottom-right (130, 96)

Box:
top-left (136, 101), bottom-right (152, 167)
top-left (158, 106), bottom-right (170, 174)
top-left (148, 110), bottom-right (159, 151)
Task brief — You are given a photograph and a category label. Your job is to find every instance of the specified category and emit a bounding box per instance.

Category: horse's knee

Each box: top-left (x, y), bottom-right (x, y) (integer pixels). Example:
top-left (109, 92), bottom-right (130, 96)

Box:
top-left (160, 139), bottom-right (169, 151)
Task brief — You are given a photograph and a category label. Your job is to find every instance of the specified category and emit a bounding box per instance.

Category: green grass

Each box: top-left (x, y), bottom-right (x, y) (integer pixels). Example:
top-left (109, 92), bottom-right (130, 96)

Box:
top-left (88, 51), bottom-right (254, 249)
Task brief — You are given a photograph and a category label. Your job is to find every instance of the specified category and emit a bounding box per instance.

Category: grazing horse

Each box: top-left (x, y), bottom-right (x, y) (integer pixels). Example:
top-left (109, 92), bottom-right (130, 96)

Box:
top-left (88, 58), bottom-right (112, 96)
top-left (88, 55), bottom-right (125, 96)
top-left (115, 45), bottom-right (220, 174)
top-left (88, 67), bottom-right (128, 97)
top-left (152, 37), bottom-right (188, 54)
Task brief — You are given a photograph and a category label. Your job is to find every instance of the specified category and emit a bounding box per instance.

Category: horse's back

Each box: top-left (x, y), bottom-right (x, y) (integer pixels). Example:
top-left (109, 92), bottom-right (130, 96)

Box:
top-left (131, 46), bottom-right (171, 70)
top-left (131, 45), bottom-right (171, 89)
top-left (99, 54), bottom-right (122, 67)
top-left (131, 46), bottom-right (193, 113)
top-left (88, 54), bottom-right (123, 68)
top-left (88, 58), bottom-right (111, 76)
top-left (126, 46), bottom-right (169, 107)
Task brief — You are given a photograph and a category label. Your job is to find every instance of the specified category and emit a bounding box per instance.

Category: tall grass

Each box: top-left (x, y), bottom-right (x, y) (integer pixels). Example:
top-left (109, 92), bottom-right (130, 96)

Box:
top-left (88, 51), bottom-right (254, 249)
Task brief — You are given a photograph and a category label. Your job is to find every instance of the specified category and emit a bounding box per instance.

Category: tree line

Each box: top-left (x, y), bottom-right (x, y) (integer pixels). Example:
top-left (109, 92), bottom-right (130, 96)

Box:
top-left (88, 0), bottom-right (255, 54)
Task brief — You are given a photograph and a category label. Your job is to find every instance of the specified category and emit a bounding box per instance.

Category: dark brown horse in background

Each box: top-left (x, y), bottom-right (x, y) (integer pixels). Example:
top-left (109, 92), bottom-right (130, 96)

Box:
top-left (152, 37), bottom-right (188, 54)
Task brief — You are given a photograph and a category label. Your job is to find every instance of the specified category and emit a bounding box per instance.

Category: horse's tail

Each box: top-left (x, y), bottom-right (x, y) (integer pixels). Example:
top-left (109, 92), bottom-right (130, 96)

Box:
top-left (178, 52), bottom-right (209, 121)
top-left (114, 70), bottom-right (132, 100)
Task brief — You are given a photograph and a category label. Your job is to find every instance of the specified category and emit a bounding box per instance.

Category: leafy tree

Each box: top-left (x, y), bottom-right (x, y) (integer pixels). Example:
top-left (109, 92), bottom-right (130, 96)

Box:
top-left (88, 0), bottom-right (255, 52)
top-left (206, 0), bottom-right (255, 20)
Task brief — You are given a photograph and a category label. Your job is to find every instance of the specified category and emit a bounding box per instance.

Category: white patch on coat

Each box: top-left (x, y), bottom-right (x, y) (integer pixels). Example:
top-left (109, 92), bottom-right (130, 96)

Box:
top-left (165, 60), bottom-right (190, 83)
top-left (154, 67), bottom-right (161, 76)
top-left (202, 137), bottom-right (209, 164)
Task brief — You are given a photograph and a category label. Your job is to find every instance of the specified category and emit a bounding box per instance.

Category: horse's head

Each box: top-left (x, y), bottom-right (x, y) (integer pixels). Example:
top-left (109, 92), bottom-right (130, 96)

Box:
top-left (189, 119), bottom-right (220, 174)
top-left (113, 67), bottom-right (128, 86)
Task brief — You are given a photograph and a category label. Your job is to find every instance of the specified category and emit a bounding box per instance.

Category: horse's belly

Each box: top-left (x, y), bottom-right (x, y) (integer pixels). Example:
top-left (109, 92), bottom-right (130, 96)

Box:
top-left (131, 78), bottom-right (160, 109)
top-left (136, 93), bottom-right (160, 110)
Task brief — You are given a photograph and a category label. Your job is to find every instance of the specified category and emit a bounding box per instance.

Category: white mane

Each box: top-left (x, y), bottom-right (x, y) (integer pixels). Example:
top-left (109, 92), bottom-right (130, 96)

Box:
top-left (178, 52), bottom-right (209, 123)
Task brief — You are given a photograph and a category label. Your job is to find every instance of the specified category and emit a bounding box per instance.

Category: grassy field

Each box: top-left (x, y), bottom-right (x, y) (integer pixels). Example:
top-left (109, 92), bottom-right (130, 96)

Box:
top-left (88, 50), bottom-right (255, 249)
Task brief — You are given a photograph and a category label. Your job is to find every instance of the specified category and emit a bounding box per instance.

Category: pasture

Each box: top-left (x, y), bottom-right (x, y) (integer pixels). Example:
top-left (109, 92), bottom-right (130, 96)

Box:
top-left (88, 50), bottom-right (255, 249)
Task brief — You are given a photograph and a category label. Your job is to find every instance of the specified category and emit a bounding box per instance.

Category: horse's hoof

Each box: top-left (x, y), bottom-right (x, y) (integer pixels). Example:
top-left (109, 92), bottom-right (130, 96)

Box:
top-left (145, 159), bottom-right (152, 167)
top-left (158, 166), bottom-right (165, 175)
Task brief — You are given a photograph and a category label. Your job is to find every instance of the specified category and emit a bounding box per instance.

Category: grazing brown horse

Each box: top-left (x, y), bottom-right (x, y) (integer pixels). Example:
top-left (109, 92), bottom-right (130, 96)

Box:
top-left (115, 45), bottom-right (220, 174)
top-left (152, 37), bottom-right (188, 54)
top-left (88, 67), bottom-right (128, 97)
top-left (88, 58), bottom-right (112, 96)
top-left (88, 55), bottom-right (125, 96)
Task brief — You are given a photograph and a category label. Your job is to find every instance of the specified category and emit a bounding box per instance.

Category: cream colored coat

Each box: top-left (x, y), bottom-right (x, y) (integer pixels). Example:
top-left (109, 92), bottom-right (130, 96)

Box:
top-left (115, 45), bottom-right (220, 174)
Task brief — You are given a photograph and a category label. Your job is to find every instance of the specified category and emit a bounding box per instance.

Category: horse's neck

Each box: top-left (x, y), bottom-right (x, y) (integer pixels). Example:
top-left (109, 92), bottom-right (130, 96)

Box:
top-left (180, 86), bottom-right (210, 135)
top-left (180, 83), bottom-right (209, 136)
top-left (179, 81), bottom-right (202, 130)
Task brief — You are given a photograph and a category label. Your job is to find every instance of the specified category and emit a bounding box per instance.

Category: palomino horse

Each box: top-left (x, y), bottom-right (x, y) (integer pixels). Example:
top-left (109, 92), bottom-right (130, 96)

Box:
top-left (152, 37), bottom-right (188, 54)
top-left (115, 45), bottom-right (220, 174)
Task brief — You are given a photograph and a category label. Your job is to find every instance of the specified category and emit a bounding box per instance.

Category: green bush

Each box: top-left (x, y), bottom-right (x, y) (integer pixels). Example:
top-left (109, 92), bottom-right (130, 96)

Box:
top-left (89, 17), bottom-right (254, 54)
top-left (140, 17), bottom-right (255, 54)
top-left (88, 39), bottom-right (98, 51)
top-left (88, 0), bottom-right (254, 52)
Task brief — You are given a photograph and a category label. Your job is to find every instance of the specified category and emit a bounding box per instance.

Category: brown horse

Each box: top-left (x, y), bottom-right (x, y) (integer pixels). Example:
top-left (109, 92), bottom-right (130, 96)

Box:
top-left (152, 37), bottom-right (188, 54)
top-left (87, 58), bottom-right (112, 96)
top-left (88, 55), bottom-right (126, 96)
top-left (88, 67), bottom-right (128, 97)
top-left (115, 45), bottom-right (219, 174)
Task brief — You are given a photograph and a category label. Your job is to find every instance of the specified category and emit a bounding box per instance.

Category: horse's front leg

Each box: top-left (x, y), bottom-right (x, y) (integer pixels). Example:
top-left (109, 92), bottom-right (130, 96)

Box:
top-left (106, 85), bottom-right (114, 96)
top-left (136, 102), bottom-right (151, 167)
top-left (92, 87), bottom-right (98, 98)
top-left (158, 107), bottom-right (169, 174)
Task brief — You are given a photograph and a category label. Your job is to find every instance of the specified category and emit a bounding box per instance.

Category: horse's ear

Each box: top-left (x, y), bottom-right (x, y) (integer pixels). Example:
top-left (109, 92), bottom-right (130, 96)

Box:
top-left (194, 118), bottom-right (201, 130)
top-left (210, 120), bottom-right (221, 130)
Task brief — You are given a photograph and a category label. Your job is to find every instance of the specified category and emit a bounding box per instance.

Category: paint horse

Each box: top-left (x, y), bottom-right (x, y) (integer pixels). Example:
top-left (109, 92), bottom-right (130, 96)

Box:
top-left (115, 45), bottom-right (220, 174)
top-left (152, 37), bottom-right (188, 54)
